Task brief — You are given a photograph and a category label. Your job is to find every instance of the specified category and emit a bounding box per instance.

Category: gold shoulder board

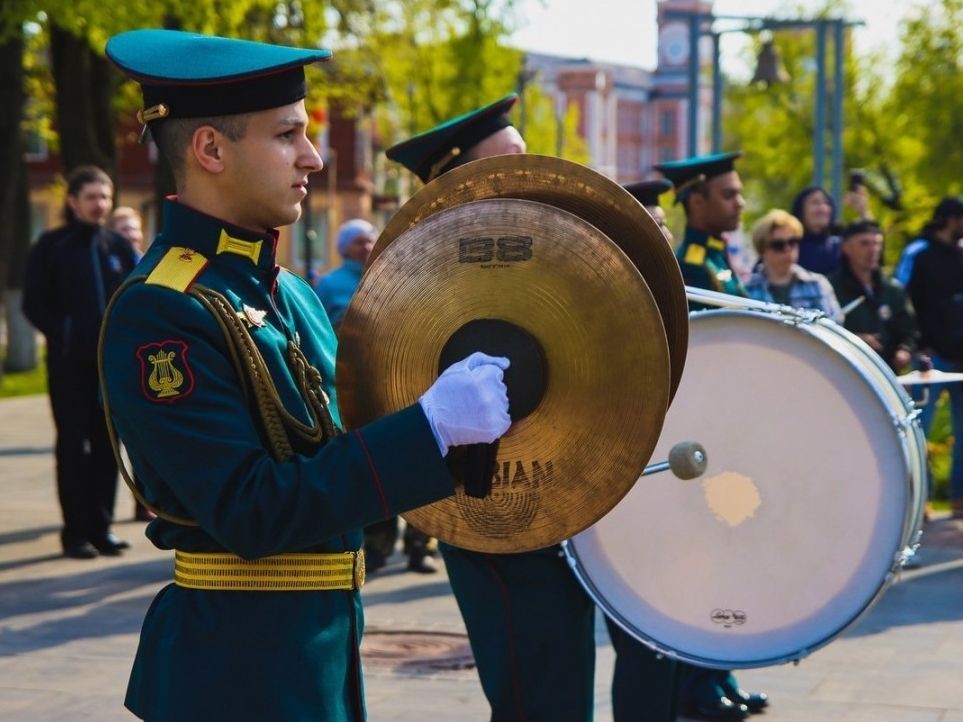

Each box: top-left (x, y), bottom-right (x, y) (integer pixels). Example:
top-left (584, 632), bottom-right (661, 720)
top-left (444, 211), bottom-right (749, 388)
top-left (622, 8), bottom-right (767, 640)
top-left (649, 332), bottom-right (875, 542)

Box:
top-left (684, 244), bottom-right (706, 266)
top-left (145, 247), bottom-right (210, 293)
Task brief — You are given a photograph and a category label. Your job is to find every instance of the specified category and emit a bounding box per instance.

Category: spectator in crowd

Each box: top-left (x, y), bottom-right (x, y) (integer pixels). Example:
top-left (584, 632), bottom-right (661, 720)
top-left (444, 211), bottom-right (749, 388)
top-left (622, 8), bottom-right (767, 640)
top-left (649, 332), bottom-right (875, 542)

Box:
top-left (908, 205), bottom-right (963, 519)
top-left (746, 209), bottom-right (843, 322)
top-left (22, 165), bottom-right (138, 559)
top-left (829, 220), bottom-right (917, 372)
top-left (110, 206), bottom-right (146, 260)
top-left (791, 184), bottom-right (871, 275)
top-left (314, 218), bottom-right (376, 330)
top-left (895, 196), bottom-right (963, 286)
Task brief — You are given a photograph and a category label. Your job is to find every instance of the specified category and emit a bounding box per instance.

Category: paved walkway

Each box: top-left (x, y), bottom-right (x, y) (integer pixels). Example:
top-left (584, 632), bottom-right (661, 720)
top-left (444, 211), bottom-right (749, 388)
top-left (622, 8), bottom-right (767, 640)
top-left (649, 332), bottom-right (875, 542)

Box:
top-left (2, 394), bottom-right (963, 721)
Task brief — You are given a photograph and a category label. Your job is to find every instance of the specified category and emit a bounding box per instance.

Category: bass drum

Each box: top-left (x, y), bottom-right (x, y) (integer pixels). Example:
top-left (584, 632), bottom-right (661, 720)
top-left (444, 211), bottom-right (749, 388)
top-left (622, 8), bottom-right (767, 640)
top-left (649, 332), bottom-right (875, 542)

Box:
top-left (564, 309), bottom-right (925, 668)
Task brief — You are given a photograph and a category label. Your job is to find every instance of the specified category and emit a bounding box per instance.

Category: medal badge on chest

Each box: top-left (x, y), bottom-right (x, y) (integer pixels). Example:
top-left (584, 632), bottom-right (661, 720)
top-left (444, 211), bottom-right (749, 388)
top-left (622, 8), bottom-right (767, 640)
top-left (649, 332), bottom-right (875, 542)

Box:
top-left (242, 304), bottom-right (267, 328)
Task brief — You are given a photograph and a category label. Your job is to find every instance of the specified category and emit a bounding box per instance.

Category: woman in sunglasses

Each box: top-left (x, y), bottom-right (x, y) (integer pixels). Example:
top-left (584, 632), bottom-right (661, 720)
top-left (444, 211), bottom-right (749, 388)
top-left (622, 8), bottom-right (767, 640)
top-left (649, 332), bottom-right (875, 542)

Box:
top-left (746, 209), bottom-right (844, 322)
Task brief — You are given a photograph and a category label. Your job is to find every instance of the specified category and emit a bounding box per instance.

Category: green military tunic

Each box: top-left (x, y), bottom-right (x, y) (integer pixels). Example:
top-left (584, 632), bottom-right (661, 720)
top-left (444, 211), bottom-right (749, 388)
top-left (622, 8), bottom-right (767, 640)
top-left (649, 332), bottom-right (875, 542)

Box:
top-left (675, 226), bottom-right (745, 299)
top-left (101, 199), bottom-right (455, 722)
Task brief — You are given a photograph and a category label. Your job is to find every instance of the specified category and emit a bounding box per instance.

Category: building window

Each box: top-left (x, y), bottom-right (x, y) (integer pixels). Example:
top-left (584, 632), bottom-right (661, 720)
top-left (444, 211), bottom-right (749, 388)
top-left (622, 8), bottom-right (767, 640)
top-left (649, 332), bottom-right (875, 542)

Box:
top-left (659, 110), bottom-right (676, 138)
top-left (659, 146), bottom-right (676, 163)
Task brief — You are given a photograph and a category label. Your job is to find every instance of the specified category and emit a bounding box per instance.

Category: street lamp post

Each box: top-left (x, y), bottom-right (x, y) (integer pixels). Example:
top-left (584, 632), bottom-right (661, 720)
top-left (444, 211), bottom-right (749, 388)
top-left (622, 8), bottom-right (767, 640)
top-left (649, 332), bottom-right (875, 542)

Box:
top-left (667, 10), bottom-right (862, 205)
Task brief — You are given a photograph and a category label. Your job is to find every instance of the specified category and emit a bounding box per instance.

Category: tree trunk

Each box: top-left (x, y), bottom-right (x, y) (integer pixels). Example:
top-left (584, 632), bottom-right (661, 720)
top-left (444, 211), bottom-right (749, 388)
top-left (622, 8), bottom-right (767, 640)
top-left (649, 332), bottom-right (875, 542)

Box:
top-left (0, 31), bottom-right (36, 374)
top-left (48, 22), bottom-right (117, 177)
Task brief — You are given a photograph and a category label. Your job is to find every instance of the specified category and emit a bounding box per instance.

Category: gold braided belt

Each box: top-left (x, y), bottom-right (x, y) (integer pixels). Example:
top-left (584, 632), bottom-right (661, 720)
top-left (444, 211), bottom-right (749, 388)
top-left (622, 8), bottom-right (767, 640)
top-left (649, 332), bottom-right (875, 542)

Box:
top-left (174, 550), bottom-right (365, 591)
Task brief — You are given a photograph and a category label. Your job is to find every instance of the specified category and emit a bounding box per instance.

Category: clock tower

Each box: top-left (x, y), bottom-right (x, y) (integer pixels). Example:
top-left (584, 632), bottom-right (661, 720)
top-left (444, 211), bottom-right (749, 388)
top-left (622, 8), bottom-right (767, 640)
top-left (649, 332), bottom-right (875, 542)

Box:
top-left (652, 0), bottom-right (714, 161)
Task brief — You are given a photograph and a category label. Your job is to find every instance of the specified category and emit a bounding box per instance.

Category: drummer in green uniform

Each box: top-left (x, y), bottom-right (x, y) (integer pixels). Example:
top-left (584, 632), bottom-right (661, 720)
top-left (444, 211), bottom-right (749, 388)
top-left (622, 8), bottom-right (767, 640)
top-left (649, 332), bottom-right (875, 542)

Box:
top-left (653, 152), bottom-right (768, 720)
top-left (100, 29), bottom-right (512, 722)
top-left (655, 152), bottom-right (747, 300)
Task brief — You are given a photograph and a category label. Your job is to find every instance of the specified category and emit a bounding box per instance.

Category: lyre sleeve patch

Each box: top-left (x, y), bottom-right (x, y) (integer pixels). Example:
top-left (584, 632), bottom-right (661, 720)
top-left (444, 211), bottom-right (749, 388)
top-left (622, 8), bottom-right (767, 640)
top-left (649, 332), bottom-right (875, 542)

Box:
top-left (136, 339), bottom-right (195, 403)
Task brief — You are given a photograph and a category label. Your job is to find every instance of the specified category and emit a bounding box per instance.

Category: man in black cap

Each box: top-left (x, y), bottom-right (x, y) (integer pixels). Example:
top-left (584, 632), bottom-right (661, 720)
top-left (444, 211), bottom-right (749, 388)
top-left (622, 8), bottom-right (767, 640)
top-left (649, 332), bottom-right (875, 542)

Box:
top-left (100, 29), bottom-right (511, 722)
top-left (652, 153), bottom-right (768, 721)
top-left (829, 220), bottom-right (917, 372)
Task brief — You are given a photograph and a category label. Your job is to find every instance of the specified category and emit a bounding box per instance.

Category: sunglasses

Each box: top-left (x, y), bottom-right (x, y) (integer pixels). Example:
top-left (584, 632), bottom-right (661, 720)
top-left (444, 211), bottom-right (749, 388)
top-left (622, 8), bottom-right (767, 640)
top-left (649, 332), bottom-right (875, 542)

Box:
top-left (767, 238), bottom-right (800, 252)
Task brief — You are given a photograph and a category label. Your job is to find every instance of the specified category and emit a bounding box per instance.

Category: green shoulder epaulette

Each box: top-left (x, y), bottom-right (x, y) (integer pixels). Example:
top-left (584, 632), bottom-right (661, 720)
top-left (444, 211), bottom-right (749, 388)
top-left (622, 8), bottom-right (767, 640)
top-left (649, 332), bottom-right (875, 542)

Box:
top-left (145, 247), bottom-right (210, 292)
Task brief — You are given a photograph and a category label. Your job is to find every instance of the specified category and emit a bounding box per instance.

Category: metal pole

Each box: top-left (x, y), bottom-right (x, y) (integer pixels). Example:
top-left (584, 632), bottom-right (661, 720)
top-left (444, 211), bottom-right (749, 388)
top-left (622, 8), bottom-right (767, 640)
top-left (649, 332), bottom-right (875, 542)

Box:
top-left (712, 33), bottom-right (723, 152)
top-left (688, 13), bottom-right (701, 157)
top-left (831, 20), bottom-right (845, 206)
top-left (813, 20), bottom-right (827, 188)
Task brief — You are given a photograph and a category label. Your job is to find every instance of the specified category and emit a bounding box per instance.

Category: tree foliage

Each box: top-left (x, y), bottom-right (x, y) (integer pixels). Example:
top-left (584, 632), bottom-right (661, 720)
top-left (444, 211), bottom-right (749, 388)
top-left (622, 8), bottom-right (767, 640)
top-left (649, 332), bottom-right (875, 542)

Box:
top-left (723, 0), bottom-right (963, 262)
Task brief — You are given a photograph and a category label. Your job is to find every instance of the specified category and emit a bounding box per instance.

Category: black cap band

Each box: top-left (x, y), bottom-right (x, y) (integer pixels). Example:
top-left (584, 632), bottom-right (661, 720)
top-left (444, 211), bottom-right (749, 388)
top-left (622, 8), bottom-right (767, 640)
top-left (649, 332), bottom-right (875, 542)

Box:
top-left (141, 66), bottom-right (307, 120)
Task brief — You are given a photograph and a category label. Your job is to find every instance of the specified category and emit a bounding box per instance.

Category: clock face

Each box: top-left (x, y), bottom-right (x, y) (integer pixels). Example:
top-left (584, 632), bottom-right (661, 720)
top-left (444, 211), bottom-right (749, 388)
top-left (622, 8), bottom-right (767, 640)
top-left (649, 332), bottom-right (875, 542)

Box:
top-left (661, 23), bottom-right (689, 66)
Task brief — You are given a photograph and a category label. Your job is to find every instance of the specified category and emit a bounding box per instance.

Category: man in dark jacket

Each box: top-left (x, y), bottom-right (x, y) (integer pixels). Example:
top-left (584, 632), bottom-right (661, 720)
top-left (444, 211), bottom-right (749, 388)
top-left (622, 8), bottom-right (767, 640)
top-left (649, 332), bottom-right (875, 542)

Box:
top-left (908, 208), bottom-right (963, 518)
top-left (22, 165), bottom-right (139, 559)
top-left (829, 220), bottom-right (917, 372)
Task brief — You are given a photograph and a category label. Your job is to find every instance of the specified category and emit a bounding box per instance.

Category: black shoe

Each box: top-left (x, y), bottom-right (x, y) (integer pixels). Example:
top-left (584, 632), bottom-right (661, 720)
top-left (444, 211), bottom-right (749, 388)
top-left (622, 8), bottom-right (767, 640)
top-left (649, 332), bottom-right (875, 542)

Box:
top-left (63, 541), bottom-right (99, 559)
top-left (406, 554), bottom-right (438, 574)
top-left (90, 533), bottom-right (130, 556)
top-left (682, 696), bottom-right (750, 720)
top-left (721, 682), bottom-right (769, 713)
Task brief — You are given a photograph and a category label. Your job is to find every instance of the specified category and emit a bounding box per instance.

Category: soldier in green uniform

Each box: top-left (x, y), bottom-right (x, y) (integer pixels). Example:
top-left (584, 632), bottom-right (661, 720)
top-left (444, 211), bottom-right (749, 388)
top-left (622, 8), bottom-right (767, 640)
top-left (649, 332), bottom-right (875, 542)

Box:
top-left (652, 153), bottom-right (768, 720)
top-left (386, 96), bottom-right (597, 722)
top-left (100, 30), bottom-right (512, 722)
top-left (655, 152), bottom-right (747, 300)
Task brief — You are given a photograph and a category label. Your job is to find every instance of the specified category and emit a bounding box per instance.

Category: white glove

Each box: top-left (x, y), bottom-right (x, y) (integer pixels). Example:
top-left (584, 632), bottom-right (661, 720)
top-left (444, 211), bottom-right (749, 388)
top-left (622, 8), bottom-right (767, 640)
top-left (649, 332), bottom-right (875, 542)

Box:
top-left (419, 352), bottom-right (512, 456)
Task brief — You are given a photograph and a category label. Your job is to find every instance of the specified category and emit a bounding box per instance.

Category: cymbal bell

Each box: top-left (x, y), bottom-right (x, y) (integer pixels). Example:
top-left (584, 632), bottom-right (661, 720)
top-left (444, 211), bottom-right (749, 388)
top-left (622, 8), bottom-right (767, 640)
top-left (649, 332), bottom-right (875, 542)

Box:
top-left (337, 198), bottom-right (671, 553)
top-left (369, 153), bottom-right (688, 404)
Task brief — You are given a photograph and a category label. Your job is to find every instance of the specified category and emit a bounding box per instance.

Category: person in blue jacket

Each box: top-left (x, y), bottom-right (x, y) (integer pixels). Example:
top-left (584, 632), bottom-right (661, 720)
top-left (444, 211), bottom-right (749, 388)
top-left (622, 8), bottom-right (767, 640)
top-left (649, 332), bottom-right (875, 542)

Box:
top-left (315, 218), bottom-right (377, 329)
top-left (100, 29), bottom-right (511, 722)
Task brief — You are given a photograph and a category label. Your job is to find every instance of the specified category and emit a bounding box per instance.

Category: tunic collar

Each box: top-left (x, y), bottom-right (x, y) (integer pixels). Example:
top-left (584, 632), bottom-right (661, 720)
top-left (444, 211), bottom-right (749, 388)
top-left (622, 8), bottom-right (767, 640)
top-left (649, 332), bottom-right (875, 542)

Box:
top-left (157, 197), bottom-right (279, 273)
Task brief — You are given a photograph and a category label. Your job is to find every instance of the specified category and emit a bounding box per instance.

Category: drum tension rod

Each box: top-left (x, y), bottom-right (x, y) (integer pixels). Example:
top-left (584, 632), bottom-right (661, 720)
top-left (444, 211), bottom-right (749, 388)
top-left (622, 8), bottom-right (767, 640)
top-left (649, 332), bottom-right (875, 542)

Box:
top-left (642, 442), bottom-right (707, 480)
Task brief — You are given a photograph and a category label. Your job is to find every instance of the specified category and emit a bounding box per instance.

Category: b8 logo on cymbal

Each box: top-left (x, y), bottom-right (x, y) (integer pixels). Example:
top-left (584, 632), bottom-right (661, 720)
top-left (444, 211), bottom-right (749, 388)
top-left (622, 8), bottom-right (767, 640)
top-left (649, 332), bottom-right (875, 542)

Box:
top-left (459, 236), bottom-right (533, 263)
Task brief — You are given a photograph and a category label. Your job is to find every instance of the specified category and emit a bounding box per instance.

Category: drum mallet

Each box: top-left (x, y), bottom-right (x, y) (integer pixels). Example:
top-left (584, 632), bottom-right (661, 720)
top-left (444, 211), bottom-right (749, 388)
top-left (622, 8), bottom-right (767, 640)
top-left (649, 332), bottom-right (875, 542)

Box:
top-left (642, 442), bottom-right (707, 480)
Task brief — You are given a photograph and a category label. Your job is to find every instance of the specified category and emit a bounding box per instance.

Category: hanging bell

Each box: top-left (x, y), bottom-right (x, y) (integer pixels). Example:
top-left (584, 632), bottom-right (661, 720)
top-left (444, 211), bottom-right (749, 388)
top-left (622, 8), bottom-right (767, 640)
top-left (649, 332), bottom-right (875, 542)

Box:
top-left (751, 40), bottom-right (791, 86)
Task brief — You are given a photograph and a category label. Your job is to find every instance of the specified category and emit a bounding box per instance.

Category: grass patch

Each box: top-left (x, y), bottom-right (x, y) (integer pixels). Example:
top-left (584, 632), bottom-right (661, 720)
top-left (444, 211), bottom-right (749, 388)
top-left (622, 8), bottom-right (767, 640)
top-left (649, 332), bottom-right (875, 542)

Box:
top-left (0, 344), bottom-right (47, 398)
top-left (0, 361), bottom-right (47, 398)
top-left (928, 393), bottom-right (953, 501)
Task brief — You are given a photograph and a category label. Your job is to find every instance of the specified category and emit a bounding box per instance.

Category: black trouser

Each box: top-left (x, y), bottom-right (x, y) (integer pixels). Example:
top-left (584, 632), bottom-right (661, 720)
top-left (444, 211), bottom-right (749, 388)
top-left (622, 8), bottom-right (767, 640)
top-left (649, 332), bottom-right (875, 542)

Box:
top-left (364, 518), bottom-right (435, 560)
top-left (47, 356), bottom-right (118, 548)
top-left (606, 617), bottom-right (679, 722)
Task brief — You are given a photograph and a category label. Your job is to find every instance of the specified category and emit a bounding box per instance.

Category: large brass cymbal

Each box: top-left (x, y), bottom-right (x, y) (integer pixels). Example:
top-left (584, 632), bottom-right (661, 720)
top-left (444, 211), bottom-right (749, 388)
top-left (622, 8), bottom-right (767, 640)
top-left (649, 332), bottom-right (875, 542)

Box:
top-left (369, 153), bottom-right (687, 403)
top-left (338, 198), bottom-right (670, 553)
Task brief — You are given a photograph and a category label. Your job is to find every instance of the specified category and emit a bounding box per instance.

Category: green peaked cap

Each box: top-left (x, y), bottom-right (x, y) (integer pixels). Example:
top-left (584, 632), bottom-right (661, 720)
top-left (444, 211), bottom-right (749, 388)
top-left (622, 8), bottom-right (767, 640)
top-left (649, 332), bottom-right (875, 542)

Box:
top-left (106, 29), bottom-right (332, 125)
top-left (653, 151), bottom-right (742, 203)
top-left (623, 179), bottom-right (674, 208)
top-left (386, 93), bottom-right (519, 183)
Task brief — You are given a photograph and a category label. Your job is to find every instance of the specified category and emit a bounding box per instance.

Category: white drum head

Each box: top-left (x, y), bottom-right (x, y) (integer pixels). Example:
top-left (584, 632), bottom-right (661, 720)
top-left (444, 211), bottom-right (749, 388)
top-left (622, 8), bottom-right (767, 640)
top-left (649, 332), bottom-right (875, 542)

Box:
top-left (568, 311), bottom-right (912, 668)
